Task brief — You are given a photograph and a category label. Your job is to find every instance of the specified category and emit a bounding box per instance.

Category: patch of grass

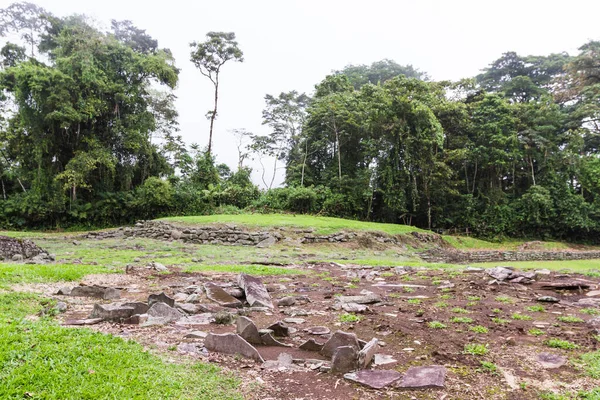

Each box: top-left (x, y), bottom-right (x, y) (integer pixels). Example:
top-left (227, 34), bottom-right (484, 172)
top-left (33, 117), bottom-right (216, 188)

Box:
top-left (469, 325), bottom-right (489, 334)
top-left (380, 272), bottom-right (394, 277)
top-left (450, 317), bottom-right (473, 324)
top-left (346, 284), bottom-right (358, 289)
top-left (544, 338), bottom-right (580, 350)
top-left (491, 308), bottom-right (502, 314)
top-left (161, 214), bottom-right (425, 236)
top-left (581, 308), bottom-right (600, 316)
top-left (431, 279), bottom-right (442, 285)
top-left (184, 264), bottom-right (305, 276)
top-left (511, 313), bottom-right (533, 321)
top-left (579, 351), bottom-right (600, 378)
top-left (467, 296), bottom-right (481, 301)
top-left (479, 360), bottom-right (497, 374)
top-left (557, 316), bottom-right (584, 323)
top-left (403, 287), bottom-right (415, 293)
top-left (407, 299), bottom-right (421, 305)
top-left (528, 328), bottom-right (545, 336)
top-left (388, 293), bottom-right (401, 298)
top-left (428, 321), bottom-right (447, 329)
top-left (434, 301), bottom-right (448, 308)
top-left (452, 307), bottom-right (470, 314)
top-left (0, 262), bottom-right (113, 287)
top-left (494, 296), bottom-right (512, 304)
top-left (439, 294), bottom-right (453, 300)
top-left (526, 305), bottom-right (546, 312)
top-left (463, 343), bottom-right (488, 356)
top-left (339, 313), bottom-right (361, 323)
top-left (491, 317), bottom-right (510, 325)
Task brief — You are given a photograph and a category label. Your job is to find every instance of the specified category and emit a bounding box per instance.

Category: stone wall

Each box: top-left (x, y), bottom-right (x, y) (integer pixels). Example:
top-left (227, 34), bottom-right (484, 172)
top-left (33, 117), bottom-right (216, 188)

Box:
top-left (421, 249), bottom-right (600, 264)
top-left (0, 235), bottom-right (45, 260)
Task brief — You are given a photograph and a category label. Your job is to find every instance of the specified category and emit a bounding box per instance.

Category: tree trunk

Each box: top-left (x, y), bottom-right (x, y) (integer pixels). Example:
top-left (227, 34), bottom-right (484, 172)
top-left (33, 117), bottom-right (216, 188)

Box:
top-left (301, 139), bottom-right (308, 187)
top-left (269, 154), bottom-right (278, 190)
top-left (530, 156), bottom-right (536, 186)
top-left (333, 119), bottom-right (341, 184)
top-left (472, 160), bottom-right (477, 194)
top-left (208, 78), bottom-right (219, 155)
top-left (1, 179), bottom-right (5, 200)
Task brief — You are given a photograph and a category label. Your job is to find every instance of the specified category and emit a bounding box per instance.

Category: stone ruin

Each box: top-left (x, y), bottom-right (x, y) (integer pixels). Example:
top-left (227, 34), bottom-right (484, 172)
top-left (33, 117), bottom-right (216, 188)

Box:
top-left (0, 235), bottom-right (53, 262)
top-left (58, 272), bottom-right (447, 391)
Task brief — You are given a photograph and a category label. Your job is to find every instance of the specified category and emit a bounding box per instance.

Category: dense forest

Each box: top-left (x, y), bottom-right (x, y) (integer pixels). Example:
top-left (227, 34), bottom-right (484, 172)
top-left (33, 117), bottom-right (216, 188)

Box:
top-left (1, 3), bottom-right (600, 241)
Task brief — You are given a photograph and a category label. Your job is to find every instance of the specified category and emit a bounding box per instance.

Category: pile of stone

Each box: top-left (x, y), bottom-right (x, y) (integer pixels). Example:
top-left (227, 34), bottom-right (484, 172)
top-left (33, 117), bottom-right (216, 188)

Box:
top-left (0, 235), bottom-right (53, 263)
top-left (486, 266), bottom-right (537, 284)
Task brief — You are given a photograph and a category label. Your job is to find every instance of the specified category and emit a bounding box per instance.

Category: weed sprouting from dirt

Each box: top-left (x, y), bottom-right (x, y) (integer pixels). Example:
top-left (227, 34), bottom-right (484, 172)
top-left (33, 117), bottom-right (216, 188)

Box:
top-left (470, 325), bottom-right (489, 334)
top-left (544, 338), bottom-right (579, 350)
top-left (464, 343), bottom-right (488, 356)
top-left (339, 313), bottom-right (361, 323)
top-left (428, 321), bottom-right (447, 329)
top-left (557, 316), bottom-right (584, 323)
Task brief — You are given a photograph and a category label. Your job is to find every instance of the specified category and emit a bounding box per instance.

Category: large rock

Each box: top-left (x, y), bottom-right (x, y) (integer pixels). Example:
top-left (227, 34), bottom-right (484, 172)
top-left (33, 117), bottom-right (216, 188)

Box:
top-left (236, 316), bottom-right (262, 344)
top-left (256, 236), bottom-right (277, 248)
top-left (204, 333), bottom-right (264, 362)
top-left (148, 292), bottom-right (175, 308)
top-left (358, 338), bottom-right (379, 369)
top-left (122, 302), bottom-right (149, 315)
top-left (486, 267), bottom-right (513, 281)
top-left (266, 321), bottom-right (289, 337)
top-left (331, 346), bottom-right (358, 374)
top-left (238, 274), bottom-right (274, 309)
top-left (537, 353), bottom-right (567, 369)
top-left (538, 281), bottom-right (591, 290)
top-left (321, 330), bottom-right (361, 358)
top-left (299, 338), bottom-right (324, 352)
top-left (204, 283), bottom-right (243, 308)
top-left (344, 370), bottom-right (402, 389)
top-left (260, 332), bottom-right (291, 347)
top-left (341, 303), bottom-right (369, 313)
top-left (90, 303), bottom-right (135, 320)
top-left (147, 302), bottom-right (183, 322)
top-left (398, 366), bottom-right (446, 389)
top-left (71, 285), bottom-right (121, 300)
top-left (337, 294), bottom-right (381, 304)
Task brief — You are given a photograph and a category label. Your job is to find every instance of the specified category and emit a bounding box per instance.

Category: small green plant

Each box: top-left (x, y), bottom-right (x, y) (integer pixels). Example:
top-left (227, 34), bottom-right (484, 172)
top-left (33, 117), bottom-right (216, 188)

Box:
top-left (441, 288), bottom-right (452, 293)
top-left (415, 309), bottom-right (425, 317)
top-left (323, 277), bottom-right (334, 282)
top-left (350, 277), bottom-right (360, 283)
top-left (581, 308), bottom-right (600, 316)
top-left (466, 301), bottom-right (477, 307)
top-left (463, 343), bottom-right (488, 356)
top-left (432, 279), bottom-right (442, 285)
top-left (491, 317), bottom-right (510, 325)
top-left (428, 321), bottom-right (447, 329)
top-left (451, 317), bottom-right (473, 324)
top-left (526, 305), bottom-right (545, 312)
top-left (557, 316), bottom-right (584, 323)
top-left (511, 313), bottom-right (533, 321)
top-left (168, 345), bottom-right (177, 351)
top-left (528, 328), bottom-right (544, 336)
top-left (495, 296), bottom-right (512, 304)
top-left (452, 307), bottom-right (470, 314)
top-left (439, 294), bottom-right (453, 300)
top-left (388, 293), bottom-right (401, 298)
top-left (339, 313), bottom-right (361, 323)
top-left (311, 283), bottom-right (320, 287)
top-left (470, 325), bottom-right (489, 334)
top-left (403, 287), bottom-right (415, 293)
top-left (467, 296), bottom-right (481, 301)
top-left (479, 360), bottom-right (497, 373)
top-left (434, 301), bottom-right (448, 308)
top-left (544, 338), bottom-right (579, 350)
top-left (381, 272), bottom-right (394, 277)
top-left (492, 308), bottom-right (502, 314)
top-left (401, 275), bottom-right (414, 282)
top-left (407, 299), bottom-right (421, 305)
top-left (347, 284), bottom-right (358, 289)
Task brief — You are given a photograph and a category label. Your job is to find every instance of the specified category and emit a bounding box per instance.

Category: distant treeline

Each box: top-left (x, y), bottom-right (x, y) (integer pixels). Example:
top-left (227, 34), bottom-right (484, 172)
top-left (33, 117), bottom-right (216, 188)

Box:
top-left (1, 3), bottom-right (600, 241)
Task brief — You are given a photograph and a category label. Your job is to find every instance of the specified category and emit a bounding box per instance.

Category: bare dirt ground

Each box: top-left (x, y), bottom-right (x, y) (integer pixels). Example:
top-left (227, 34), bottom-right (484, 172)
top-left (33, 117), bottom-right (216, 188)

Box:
top-left (21, 258), bottom-right (600, 400)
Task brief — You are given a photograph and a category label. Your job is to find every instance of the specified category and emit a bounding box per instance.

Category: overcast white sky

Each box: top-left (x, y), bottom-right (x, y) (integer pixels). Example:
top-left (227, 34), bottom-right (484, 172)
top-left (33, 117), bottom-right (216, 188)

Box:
top-left (3, 0), bottom-right (600, 186)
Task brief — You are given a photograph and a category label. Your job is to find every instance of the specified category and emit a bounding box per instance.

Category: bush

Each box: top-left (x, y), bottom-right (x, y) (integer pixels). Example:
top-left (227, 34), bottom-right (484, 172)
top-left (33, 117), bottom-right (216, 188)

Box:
top-left (286, 186), bottom-right (317, 213)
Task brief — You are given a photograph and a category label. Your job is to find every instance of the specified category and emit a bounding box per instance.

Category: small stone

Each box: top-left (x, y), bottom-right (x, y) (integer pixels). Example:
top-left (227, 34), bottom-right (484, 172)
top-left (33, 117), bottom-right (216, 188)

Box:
top-left (90, 303), bottom-right (135, 320)
top-left (399, 365), bottom-right (446, 389)
top-left (266, 321), bottom-right (289, 337)
top-left (150, 261), bottom-right (167, 272)
top-left (464, 267), bottom-right (484, 273)
top-left (277, 297), bottom-right (297, 307)
top-left (11, 254), bottom-right (24, 261)
top-left (257, 236), bottom-right (277, 248)
top-left (299, 338), bottom-right (324, 352)
top-left (147, 302), bottom-right (183, 322)
top-left (261, 332), bottom-right (291, 347)
top-left (305, 326), bottom-right (331, 335)
top-left (55, 302), bottom-right (67, 313)
top-left (486, 267), bottom-right (513, 281)
top-left (148, 292), bottom-right (175, 308)
top-left (331, 346), bottom-right (358, 374)
top-left (344, 370), bottom-right (402, 389)
top-left (71, 285), bottom-right (121, 300)
top-left (56, 287), bottom-right (72, 295)
top-left (173, 293), bottom-right (188, 302)
top-left (342, 303), bottom-right (369, 313)
top-left (175, 314), bottom-right (214, 326)
top-left (586, 290), bottom-right (600, 297)
top-left (186, 294), bottom-right (201, 303)
top-left (373, 354), bottom-right (397, 366)
top-left (205, 283), bottom-right (243, 308)
top-left (123, 314), bottom-right (149, 324)
top-left (321, 330), bottom-right (360, 358)
top-left (236, 316), bottom-right (262, 345)
top-left (537, 353), bottom-right (567, 369)
top-left (283, 317), bottom-right (305, 324)
top-left (184, 331), bottom-right (208, 339)
top-left (63, 318), bottom-right (103, 326)
top-left (122, 302), bottom-right (149, 315)
top-left (204, 333), bottom-right (264, 362)
top-left (238, 274), bottom-right (274, 309)
top-left (336, 294), bottom-right (381, 304)
top-left (214, 311), bottom-right (236, 325)
top-left (535, 269), bottom-right (552, 275)
top-left (537, 296), bottom-right (560, 303)
top-left (176, 303), bottom-right (200, 314)
top-left (437, 281), bottom-right (455, 289)
top-left (358, 338), bottom-right (379, 369)
top-left (177, 342), bottom-right (198, 353)
top-left (538, 281), bottom-right (590, 290)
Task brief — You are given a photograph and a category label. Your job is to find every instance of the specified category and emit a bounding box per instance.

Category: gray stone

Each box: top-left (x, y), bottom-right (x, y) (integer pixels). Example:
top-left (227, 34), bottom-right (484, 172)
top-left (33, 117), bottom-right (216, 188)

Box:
top-left (341, 303), bottom-right (369, 313)
top-left (90, 303), bottom-right (135, 320)
top-left (464, 266), bottom-right (484, 273)
top-left (123, 314), bottom-right (149, 324)
top-left (437, 281), bottom-right (455, 289)
top-left (223, 287), bottom-right (245, 298)
top-left (11, 254), bottom-right (23, 261)
top-left (586, 290), bottom-right (600, 297)
top-left (321, 331), bottom-right (360, 358)
top-left (588, 317), bottom-right (600, 333)
top-left (147, 302), bottom-right (183, 322)
top-left (261, 332), bottom-right (291, 347)
top-left (177, 343), bottom-right (198, 353)
top-left (238, 274), bottom-right (274, 309)
top-left (150, 261), bottom-right (168, 272)
top-left (305, 326), bottom-right (330, 335)
top-left (486, 267), bottom-right (513, 281)
top-left (142, 316), bottom-right (171, 326)
top-left (236, 316), bottom-right (262, 344)
top-left (186, 294), bottom-right (201, 303)
top-left (299, 338), bottom-right (324, 352)
top-left (535, 269), bottom-right (552, 275)
top-left (399, 365), bottom-right (446, 389)
top-left (256, 236), bottom-right (277, 248)
top-left (170, 230), bottom-right (182, 240)
top-left (55, 302), bottom-right (67, 313)
top-left (277, 296), bottom-right (297, 307)
top-left (204, 283), bottom-right (242, 308)
top-left (122, 302), bottom-right (149, 315)
top-left (175, 313), bottom-right (214, 326)
top-left (56, 287), bottom-right (72, 295)
top-left (71, 285), bottom-right (121, 300)
top-left (204, 333), bottom-right (264, 362)
top-left (373, 354), bottom-right (397, 366)
top-left (148, 292), bottom-right (175, 308)
top-left (184, 331), bottom-right (208, 339)
top-left (173, 293), bottom-right (188, 302)
top-left (176, 303), bottom-right (200, 314)
top-left (336, 294), bottom-right (381, 304)
top-left (537, 296), bottom-right (560, 303)
top-left (358, 338), bottom-right (379, 369)
top-left (331, 346), bottom-right (358, 374)
top-left (537, 353), bottom-right (567, 369)
top-left (344, 370), bottom-right (402, 389)
top-left (266, 321), bottom-right (289, 337)
top-left (538, 281), bottom-right (590, 290)
top-left (262, 353), bottom-right (301, 371)
top-left (63, 318), bottom-right (103, 326)
top-left (283, 317), bottom-right (305, 324)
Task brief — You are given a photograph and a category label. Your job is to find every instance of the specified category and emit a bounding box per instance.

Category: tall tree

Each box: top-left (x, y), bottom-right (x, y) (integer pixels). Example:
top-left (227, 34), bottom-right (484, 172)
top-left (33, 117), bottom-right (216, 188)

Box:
top-left (190, 32), bottom-right (243, 155)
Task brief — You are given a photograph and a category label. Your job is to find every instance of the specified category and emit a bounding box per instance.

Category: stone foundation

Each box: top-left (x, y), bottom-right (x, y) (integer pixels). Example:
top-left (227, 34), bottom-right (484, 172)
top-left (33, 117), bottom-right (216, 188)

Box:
top-left (0, 235), bottom-right (46, 260)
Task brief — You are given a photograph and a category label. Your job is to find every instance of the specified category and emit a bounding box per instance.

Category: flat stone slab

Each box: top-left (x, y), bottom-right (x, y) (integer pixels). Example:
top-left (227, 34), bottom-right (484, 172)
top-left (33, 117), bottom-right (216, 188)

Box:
top-left (205, 283), bottom-right (243, 308)
top-left (486, 267), bottom-right (513, 281)
top-left (90, 303), bottom-right (135, 320)
top-left (238, 273), bottom-right (274, 309)
top-left (184, 331), bottom-right (208, 339)
top-left (148, 292), bottom-right (175, 308)
top-left (261, 332), bottom-right (291, 347)
top-left (305, 326), bottom-right (330, 335)
top-left (372, 283), bottom-right (427, 289)
top-left (266, 321), bottom-right (289, 337)
top-left (236, 316), bottom-right (262, 344)
top-left (537, 296), bottom-right (560, 303)
top-left (70, 285), bottom-right (121, 300)
top-left (321, 330), bottom-right (360, 358)
top-left (538, 281), bottom-right (590, 290)
top-left (331, 346), bottom-right (358, 374)
top-left (175, 313), bottom-right (213, 326)
top-left (586, 290), bottom-right (600, 297)
top-left (63, 318), bottom-right (103, 326)
top-left (204, 333), bottom-right (264, 362)
top-left (147, 302), bottom-right (183, 322)
top-left (537, 353), bottom-right (567, 369)
top-left (358, 338), bottom-right (379, 369)
top-left (122, 302), bottom-right (149, 315)
top-left (373, 354), bottom-right (397, 366)
top-left (342, 303), bottom-right (369, 313)
top-left (299, 338), bottom-right (324, 352)
top-left (336, 294), bottom-right (381, 304)
top-left (344, 370), bottom-right (402, 389)
top-left (399, 366), bottom-right (446, 389)
top-left (283, 318), bottom-right (305, 324)
top-left (576, 298), bottom-right (600, 307)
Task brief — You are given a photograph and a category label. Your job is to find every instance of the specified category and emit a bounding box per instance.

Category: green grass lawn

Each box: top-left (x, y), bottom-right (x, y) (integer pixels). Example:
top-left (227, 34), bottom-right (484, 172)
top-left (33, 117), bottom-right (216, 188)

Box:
top-left (160, 213), bottom-right (426, 235)
top-left (0, 293), bottom-right (241, 400)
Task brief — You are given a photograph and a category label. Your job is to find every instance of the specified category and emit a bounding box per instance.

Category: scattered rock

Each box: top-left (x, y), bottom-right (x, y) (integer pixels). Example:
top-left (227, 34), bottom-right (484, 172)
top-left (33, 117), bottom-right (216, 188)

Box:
top-left (537, 353), bottom-right (567, 369)
top-left (176, 303), bottom-right (200, 314)
top-left (175, 314), bottom-right (214, 326)
top-left (358, 338), bottom-right (379, 369)
top-left (486, 267), bottom-right (513, 281)
top-left (148, 292), bottom-right (175, 308)
top-left (341, 303), bottom-right (369, 313)
top-left (575, 298), bottom-right (600, 307)
top-left (266, 321), bottom-right (289, 337)
top-left (56, 287), bottom-right (72, 295)
top-left (204, 283), bottom-right (243, 308)
top-left (223, 287), bottom-right (244, 298)
top-left (204, 333), bottom-right (264, 362)
top-left (337, 294), bottom-right (381, 304)
top-left (588, 317), bottom-right (600, 333)
top-left (373, 354), bottom-right (397, 366)
top-left (437, 281), bottom-right (455, 289)
top-left (283, 318), bottom-right (305, 324)
top-left (586, 290), bottom-right (600, 297)
top-left (11, 254), bottom-right (23, 261)
top-left (71, 285), bottom-right (121, 300)
top-left (261, 332), bottom-right (291, 347)
top-left (537, 296), bottom-right (560, 303)
top-left (299, 338), bottom-right (324, 352)
top-left (90, 303), bottom-right (135, 320)
top-left (173, 293), bottom-right (188, 302)
top-left (150, 261), bottom-right (168, 272)
top-left (464, 266), bottom-right (484, 273)
top-left (277, 297), bottom-right (297, 307)
top-left (344, 370), bottom-right (402, 389)
top-left (184, 331), bottom-right (208, 339)
top-left (321, 331), bottom-right (360, 358)
top-left (214, 310), bottom-right (236, 325)
top-left (238, 273), bottom-right (274, 309)
top-left (398, 365), bottom-right (446, 389)
top-left (147, 302), bottom-right (183, 322)
top-left (123, 314), bottom-right (149, 325)
top-left (305, 326), bottom-right (330, 335)
top-left (55, 302), bottom-right (67, 313)
top-left (256, 236), bottom-right (277, 248)
top-left (122, 302), bottom-right (149, 315)
top-left (331, 346), bottom-right (358, 374)
top-left (236, 316), bottom-right (262, 344)
top-left (538, 281), bottom-right (590, 290)
top-left (63, 318), bottom-right (103, 326)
